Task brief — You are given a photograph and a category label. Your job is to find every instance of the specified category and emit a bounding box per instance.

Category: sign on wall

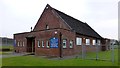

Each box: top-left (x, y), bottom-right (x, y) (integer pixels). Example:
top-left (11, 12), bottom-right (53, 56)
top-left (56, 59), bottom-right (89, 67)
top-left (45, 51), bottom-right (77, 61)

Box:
top-left (14, 40), bottom-right (16, 47)
top-left (50, 37), bottom-right (58, 48)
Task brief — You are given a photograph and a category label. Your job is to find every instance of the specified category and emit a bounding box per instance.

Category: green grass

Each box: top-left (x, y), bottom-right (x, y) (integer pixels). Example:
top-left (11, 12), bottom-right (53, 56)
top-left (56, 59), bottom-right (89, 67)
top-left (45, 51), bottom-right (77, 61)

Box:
top-left (85, 49), bottom-right (118, 62)
top-left (2, 56), bottom-right (118, 66)
top-left (0, 58), bottom-right (1, 66)
top-left (1, 49), bottom-right (119, 66)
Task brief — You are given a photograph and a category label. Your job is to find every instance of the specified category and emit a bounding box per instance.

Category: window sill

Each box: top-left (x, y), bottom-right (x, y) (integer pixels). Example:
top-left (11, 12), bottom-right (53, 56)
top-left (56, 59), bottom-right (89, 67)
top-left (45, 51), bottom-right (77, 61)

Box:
top-left (77, 45), bottom-right (81, 46)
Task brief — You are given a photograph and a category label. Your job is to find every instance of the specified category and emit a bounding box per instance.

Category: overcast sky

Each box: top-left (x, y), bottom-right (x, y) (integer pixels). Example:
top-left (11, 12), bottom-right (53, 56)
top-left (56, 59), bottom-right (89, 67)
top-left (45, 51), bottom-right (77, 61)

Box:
top-left (0, 0), bottom-right (119, 40)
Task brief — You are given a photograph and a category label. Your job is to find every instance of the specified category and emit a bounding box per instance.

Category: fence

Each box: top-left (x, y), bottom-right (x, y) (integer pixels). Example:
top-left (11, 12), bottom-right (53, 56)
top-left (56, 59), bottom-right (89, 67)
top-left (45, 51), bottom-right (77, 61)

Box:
top-left (78, 44), bottom-right (118, 63)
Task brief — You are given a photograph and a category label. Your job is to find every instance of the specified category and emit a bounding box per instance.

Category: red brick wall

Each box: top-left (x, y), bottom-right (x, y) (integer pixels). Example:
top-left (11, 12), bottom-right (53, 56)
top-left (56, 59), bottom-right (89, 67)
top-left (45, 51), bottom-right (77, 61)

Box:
top-left (34, 29), bottom-right (61, 57)
top-left (14, 33), bottom-right (28, 53)
top-left (60, 29), bottom-right (76, 56)
top-left (14, 30), bottom-right (103, 57)
top-left (34, 29), bottom-right (76, 57)
top-left (33, 5), bottom-right (70, 31)
top-left (14, 28), bottom-right (76, 57)
top-left (75, 34), bottom-right (101, 54)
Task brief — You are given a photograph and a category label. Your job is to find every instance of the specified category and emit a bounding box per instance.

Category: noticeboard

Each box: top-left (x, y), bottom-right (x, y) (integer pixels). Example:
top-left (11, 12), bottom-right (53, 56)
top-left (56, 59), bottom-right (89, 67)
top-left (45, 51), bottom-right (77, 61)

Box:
top-left (50, 37), bottom-right (58, 48)
top-left (14, 40), bottom-right (16, 47)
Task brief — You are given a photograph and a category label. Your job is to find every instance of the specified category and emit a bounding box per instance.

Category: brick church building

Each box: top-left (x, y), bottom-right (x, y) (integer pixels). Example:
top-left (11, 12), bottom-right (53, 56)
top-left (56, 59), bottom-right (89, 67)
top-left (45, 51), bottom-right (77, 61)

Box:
top-left (14, 4), bottom-right (109, 57)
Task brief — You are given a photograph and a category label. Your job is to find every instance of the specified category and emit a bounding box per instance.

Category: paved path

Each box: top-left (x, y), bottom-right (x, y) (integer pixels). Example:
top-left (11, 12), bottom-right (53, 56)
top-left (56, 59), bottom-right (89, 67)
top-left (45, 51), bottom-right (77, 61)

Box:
top-left (0, 52), bottom-right (32, 58)
top-left (0, 52), bottom-right (82, 60)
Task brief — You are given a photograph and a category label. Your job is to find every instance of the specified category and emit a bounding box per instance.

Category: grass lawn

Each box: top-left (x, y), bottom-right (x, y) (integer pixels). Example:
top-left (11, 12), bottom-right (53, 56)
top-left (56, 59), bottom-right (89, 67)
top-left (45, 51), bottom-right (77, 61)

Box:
top-left (0, 58), bottom-right (1, 66)
top-left (1, 49), bottom-right (119, 66)
top-left (85, 48), bottom-right (118, 61)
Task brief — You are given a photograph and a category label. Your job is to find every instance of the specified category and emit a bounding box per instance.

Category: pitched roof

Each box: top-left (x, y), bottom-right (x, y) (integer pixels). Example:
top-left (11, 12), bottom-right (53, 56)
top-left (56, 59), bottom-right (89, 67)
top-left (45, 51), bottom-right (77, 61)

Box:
top-left (53, 8), bottom-right (102, 39)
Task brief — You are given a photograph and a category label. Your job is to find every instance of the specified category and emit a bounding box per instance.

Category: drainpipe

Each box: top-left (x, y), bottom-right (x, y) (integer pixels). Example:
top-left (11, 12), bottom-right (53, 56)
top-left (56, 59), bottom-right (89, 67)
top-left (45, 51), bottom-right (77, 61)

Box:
top-left (96, 41), bottom-right (98, 60)
top-left (82, 38), bottom-right (86, 59)
top-left (32, 39), bottom-right (33, 53)
top-left (59, 32), bottom-right (62, 58)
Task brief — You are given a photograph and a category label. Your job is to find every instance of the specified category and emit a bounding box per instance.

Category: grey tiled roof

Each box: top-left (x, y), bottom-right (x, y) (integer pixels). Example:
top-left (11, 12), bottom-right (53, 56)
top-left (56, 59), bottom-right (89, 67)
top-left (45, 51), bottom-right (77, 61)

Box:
top-left (54, 9), bottom-right (102, 39)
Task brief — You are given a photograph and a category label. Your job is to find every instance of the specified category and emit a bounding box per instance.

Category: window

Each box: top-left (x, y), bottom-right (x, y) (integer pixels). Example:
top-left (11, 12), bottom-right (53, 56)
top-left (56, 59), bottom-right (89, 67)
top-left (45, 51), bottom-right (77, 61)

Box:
top-left (76, 37), bottom-right (82, 45)
top-left (38, 40), bottom-right (40, 47)
top-left (46, 41), bottom-right (49, 48)
top-left (93, 40), bottom-right (96, 45)
top-left (46, 25), bottom-right (49, 29)
top-left (63, 39), bottom-right (67, 48)
top-left (23, 42), bottom-right (24, 46)
top-left (46, 6), bottom-right (49, 9)
top-left (70, 40), bottom-right (73, 48)
top-left (42, 41), bottom-right (44, 47)
top-left (86, 39), bottom-right (90, 45)
top-left (97, 40), bottom-right (101, 45)
top-left (17, 42), bottom-right (19, 46)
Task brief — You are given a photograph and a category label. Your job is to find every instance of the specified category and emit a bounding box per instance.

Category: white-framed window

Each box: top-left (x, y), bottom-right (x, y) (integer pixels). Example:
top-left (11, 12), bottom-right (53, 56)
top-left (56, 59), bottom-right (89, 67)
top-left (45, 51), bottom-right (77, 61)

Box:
top-left (38, 40), bottom-right (40, 47)
top-left (63, 39), bottom-right (67, 48)
top-left (46, 41), bottom-right (49, 48)
top-left (93, 40), bottom-right (96, 45)
top-left (86, 39), bottom-right (90, 45)
top-left (23, 42), bottom-right (24, 46)
top-left (97, 40), bottom-right (101, 45)
top-left (70, 40), bottom-right (73, 48)
top-left (42, 41), bottom-right (44, 47)
top-left (17, 41), bottom-right (19, 46)
top-left (76, 37), bottom-right (82, 45)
